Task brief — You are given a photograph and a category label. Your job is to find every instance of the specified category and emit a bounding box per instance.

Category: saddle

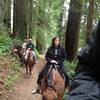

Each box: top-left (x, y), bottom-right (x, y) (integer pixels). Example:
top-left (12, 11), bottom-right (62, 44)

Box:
top-left (46, 64), bottom-right (65, 89)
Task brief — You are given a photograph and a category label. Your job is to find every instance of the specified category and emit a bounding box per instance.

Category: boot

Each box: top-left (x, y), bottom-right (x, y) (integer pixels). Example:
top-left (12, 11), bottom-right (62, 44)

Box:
top-left (32, 84), bottom-right (41, 94)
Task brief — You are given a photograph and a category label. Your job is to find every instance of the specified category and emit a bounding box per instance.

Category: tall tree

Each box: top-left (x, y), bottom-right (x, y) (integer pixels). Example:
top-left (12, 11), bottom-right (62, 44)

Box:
top-left (0, 0), bottom-right (5, 22)
top-left (86, 0), bottom-right (94, 42)
top-left (65, 0), bottom-right (82, 61)
top-left (0, 0), bottom-right (11, 28)
top-left (13, 0), bottom-right (28, 40)
top-left (35, 0), bottom-right (47, 54)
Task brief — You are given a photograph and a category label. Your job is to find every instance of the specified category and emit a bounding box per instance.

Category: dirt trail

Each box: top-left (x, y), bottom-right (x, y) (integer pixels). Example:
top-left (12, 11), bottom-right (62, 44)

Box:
top-left (1, 58), bottom-right (46, 100)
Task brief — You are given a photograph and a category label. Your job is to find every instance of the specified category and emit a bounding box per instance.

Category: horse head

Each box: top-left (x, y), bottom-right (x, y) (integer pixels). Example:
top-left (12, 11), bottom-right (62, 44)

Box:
top-left (12, 44), bottom-right (22, 54)
top-left (25, 48), bottom-right (33, 61)
top-left (11, 44), bottom-right (24, 62)
top-left (41, 64), bottom-right (65, 100)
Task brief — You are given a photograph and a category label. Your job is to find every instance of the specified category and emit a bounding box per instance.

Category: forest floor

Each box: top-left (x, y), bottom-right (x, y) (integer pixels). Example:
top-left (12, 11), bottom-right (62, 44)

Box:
top-left (0, 56), bottom-right (46, 100)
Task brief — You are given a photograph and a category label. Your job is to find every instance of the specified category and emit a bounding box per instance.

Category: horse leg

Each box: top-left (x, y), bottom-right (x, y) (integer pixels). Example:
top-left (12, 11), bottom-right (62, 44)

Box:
top-left (29, 65), bottom-right (32, 76)
top-left (25, 64), bottom-right (28, 76)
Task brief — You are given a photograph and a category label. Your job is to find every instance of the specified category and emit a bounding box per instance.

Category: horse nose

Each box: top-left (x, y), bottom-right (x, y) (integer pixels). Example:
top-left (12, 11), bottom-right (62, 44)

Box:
top-left (14, 49), bottom-right (17, 52)
top-left (54, 94), bottom-right (57, 100)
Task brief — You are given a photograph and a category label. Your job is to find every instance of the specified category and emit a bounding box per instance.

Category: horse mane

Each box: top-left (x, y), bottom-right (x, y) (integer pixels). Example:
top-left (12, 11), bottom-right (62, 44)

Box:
top-left (14, 44), bottom-right (22, 50)
top-left (78, 20), bottom-right (100, 74)
top-left (94, 20), bottom-right (100, 50)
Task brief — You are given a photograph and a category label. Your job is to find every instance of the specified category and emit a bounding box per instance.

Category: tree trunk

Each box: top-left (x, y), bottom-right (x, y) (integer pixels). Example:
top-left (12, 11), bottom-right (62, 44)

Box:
top-left (0, 0), bottom-right (5, 22)
top-left (65, 0), bottom-right (82, 61)
top-left (13, 0), bottom-right (28, 40)
top-left (35, 0), bottom-right (46, 54)
top-left (0, 0), bottom-right (11, 28)
top-left (86, 0), bottom-right (94, 42)
top-left (29, 0), bottom-right (33, 36)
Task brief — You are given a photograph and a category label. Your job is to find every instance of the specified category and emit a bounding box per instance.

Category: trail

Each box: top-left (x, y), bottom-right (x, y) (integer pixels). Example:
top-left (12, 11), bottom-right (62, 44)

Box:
top-left (1, 58), bottom-right (46, 100)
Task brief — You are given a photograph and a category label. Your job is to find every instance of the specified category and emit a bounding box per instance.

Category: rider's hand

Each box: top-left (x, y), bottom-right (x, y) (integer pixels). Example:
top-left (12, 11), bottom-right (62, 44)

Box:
top-left (51, 60), bottom-right (58, 64)
top-left (28, 48), bottom-right (31, 50)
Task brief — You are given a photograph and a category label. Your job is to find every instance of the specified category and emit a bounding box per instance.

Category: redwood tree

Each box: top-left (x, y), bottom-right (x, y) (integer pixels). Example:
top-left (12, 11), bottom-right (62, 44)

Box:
top-left (86, 0), bottom-right (94, 42)
top-left (65, 0), bottom-right (82, 61)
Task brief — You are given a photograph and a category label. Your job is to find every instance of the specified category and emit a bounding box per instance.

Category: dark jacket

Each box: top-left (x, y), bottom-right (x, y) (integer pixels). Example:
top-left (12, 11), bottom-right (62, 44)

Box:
top-left (45, 45), bottom-right (66, 67)
top-left (26, 42), bottom-right (34, 51)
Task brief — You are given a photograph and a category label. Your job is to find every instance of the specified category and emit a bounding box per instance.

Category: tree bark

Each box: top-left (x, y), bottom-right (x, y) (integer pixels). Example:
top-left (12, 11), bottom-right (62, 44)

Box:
top-left (86, 0), bottom-right (94, 42)
top-left (13, 0), bottom-right (28, 40)
top-left (65, 0), bottom-right (82, 61)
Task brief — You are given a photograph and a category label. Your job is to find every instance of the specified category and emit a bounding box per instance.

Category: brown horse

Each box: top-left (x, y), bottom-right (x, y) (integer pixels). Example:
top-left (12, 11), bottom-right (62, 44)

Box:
top-left (40, 64), bottom-right (66, 100)
top-left (24, 48), bottom-right (35, 77)
top-left (11, 44), bottom-right (35, 77)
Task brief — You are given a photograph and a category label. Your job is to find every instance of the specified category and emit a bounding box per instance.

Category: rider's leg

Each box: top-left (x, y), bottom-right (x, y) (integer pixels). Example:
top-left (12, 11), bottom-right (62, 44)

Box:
top-left (22, 51), bottom-right (26, 65)
top-left (32, 64), bottom-right (49, 94)
top-left (32, 69), bottom-right (45, 94)
top-left (32, 84), bottom-right (41, 94)
top-left (32, 51), bottom-right (37, 64)
top-left (60, 66), bottom-right (70, 88)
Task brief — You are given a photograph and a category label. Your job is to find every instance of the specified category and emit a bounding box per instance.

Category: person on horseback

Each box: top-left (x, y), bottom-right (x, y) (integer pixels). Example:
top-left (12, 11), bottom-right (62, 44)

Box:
top-left (22, 38), bottom-right (28, 50)
top-left (21, 38), bottom-right (28, 65)
top-left (26, 38), bottom-right (37, 64)
top-left (32, 36), bottom-right (70, 94)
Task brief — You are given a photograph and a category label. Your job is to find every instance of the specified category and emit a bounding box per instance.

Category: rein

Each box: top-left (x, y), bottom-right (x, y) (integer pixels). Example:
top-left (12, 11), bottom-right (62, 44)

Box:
top-left (46, 64), bottom-right (60, 91)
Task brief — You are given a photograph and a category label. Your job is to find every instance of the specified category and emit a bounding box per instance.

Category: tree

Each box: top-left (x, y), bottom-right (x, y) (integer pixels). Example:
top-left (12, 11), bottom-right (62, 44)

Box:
top-left (0, 0), bottom-right (5, 22)
top-left (13, 0), bottom-right (27, 40)
top-left (0, 0), bottom-right (11, 28)
top-left (13, 0), bottom-right (34, 40)
top-left (65, 0), bottom-right (82, 61)
top-left (86, 0), bottom-right (94, 42)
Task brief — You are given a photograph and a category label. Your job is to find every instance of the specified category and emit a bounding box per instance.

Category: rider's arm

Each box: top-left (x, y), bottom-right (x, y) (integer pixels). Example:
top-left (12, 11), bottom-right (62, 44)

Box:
top-left (26, 44), bottom-right (29, 49)
top-left (31, 43), bottom-right (34, 50)
top-left (45, 47), bottom-right (53, 63)
top-left (56, 47), bottom-right (66, 64)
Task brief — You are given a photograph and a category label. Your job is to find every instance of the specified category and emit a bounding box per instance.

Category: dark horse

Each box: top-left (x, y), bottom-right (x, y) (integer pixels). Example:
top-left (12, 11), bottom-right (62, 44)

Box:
top-left (40, 63), bottom-right (67, 100)
top-left (11, 44), bottom-right (24, 64)
top-left (11, 44), bottom-right (35, 77)
top-left (66, 21), bottom-right (100, 100)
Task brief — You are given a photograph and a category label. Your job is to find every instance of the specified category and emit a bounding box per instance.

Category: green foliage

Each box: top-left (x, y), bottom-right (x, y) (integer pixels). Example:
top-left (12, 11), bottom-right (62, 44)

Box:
top-left (34, 48), bottom-right (40, 58)
top-left (0, 25), bottom-right (21, 90)
top-left (4, 56), bottom-right (21, 89)
top-left (79, 0), bottom-right (100, 49)
top-left (64, 60), bottom-right (77, 79)
top-left (32, 0), bottom-right (64, 49)
top-left (0, 25), bottom-right (22, 54)
top-left (0, 24), bottom-right (11, 54)
top-left (63, 90), bottom-right (68, 100)
top-left (63, 60), bottom-right (77, 99)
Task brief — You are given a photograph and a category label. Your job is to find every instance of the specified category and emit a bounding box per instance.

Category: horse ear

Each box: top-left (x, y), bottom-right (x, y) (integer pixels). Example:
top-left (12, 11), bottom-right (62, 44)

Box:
top-left (94, 20), bottom-right (100, 46)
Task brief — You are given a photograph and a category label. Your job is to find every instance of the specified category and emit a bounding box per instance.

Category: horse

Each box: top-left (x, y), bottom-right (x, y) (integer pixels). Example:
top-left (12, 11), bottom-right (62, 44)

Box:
top-left (11, 44), bottom-right (35, 77)
top-left (66, 21), bottom-right (100, 100)
top-left (24, 48), bottom-right (35, 77)
top-left (40, 63), bottom-right (66, 100)
top-left (11, 44), bottom-right (24, 64)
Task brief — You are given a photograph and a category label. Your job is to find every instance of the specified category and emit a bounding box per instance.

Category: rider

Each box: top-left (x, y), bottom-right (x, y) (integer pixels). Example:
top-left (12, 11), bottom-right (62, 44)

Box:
top-left (22, 38), bottom-right (28, 65)
top-left (26, 38), bottom-right (37, 64)
top-left (22, 38), bottom-right (27, 50)
top-left (32, 36), bottom-right (70, 94)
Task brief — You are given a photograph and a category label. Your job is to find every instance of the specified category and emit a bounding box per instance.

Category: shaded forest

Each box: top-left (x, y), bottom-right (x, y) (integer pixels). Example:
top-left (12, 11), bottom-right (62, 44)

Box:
top-left (0, 0), bottom-right (100, 58)
top-left (0, 0), bottom-right (100, 99)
